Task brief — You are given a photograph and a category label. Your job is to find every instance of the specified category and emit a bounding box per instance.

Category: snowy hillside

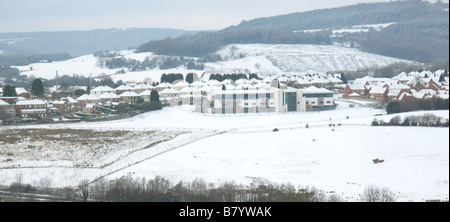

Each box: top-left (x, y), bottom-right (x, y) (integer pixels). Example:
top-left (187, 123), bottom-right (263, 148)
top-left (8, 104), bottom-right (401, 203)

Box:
top-left (209, 44), bottom-right (414, 76)
top-left (14, 44), bottom-right (414, 83)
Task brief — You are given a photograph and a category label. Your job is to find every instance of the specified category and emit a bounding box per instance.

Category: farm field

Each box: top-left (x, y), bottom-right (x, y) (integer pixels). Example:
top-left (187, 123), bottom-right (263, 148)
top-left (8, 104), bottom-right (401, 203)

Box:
top-left (0, 100), bottom-right (448, 201)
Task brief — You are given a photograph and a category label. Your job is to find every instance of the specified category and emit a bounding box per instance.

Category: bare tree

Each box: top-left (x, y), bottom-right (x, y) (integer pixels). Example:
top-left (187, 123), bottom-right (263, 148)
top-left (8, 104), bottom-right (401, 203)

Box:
top-left (78, 180), bottom-right (90, 202)
top-left (361, 185), bottom-right (396, 202)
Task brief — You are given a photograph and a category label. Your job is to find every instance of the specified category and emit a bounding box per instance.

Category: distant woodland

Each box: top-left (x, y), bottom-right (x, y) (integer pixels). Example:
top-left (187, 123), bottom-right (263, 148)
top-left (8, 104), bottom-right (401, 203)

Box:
top-left (136, 0), bottom-right (449, 63)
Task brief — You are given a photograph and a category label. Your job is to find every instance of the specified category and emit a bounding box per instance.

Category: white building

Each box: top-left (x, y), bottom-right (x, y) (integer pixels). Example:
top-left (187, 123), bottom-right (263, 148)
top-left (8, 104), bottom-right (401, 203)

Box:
top-left (195, 83), bottom-right (336, 114)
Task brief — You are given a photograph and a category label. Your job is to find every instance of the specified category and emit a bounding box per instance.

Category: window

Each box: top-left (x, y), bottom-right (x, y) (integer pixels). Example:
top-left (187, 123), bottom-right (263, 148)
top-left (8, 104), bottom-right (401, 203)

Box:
top-left (326, 101), bottom-right (331, 104)
top-left (244, 94), bottom-right (248, 100)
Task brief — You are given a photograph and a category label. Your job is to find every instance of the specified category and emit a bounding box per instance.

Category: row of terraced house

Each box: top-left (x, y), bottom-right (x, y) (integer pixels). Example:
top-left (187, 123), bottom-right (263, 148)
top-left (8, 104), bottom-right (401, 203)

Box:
top-left (343, 70), bottom-right (449, 102)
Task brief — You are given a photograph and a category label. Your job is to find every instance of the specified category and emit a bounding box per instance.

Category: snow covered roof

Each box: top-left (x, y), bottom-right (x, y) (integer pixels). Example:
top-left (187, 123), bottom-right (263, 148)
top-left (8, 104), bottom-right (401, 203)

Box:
top-left (200, 86), bottom-right (220, 92)
top-left (160, 88), bottom-right (180, 94)
top-left (347, 84), bottom-right (366, 90)
top-left (16, 99), bottom-right (46, 105)
top-left (135, 84), bottom-right (154, 90)
top-left (52, 100), bottom-right (66, 105)
top-left (398, 92), bottom-right (413, 100)
top-left (387, 84), bottom-right (411, 90)
top-left (66, 97), bottom-right (78, 103)
top-left (180, 87), bottom-right (194, 93)
top-left (115, 84), bottom-right (133, 90)
top-left (15, 87), bottom-right (28, 95)
top-left (302, 86), bottom-right (333, 94)
top-left (207, 79), bottom-right (222, 86)
top-left (76, 94), bottom-right (99, 101)
top-left (0, 99), bottom-right (9, 106)
top-left (369, 87), bottom-right (387, 94)
top-left (156, 82), bottom-right (173, 88)
top-left (119, 91), bottom-right (140, 97)
top-left (328, 77), bottom-right (343, 83)
top-left (349, 92), bottom-right (360, 97)
top-left (174, 81), bottom-right (190, 87)
top-left (92, 86), bottom-right (115, 92)
top-left (99, 92), bottom-right (120, 99)
top-left (139, 90), bottom-right (152, 96)
top-left (190, 81), bottom-right (205, 87)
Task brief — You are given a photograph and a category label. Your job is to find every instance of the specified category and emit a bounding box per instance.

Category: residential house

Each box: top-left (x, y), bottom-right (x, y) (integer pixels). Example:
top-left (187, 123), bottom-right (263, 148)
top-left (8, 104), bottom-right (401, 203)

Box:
top-left (344, 84), bottom-right (367, 98)
top-left (368, 87), bottom-right (388, 102)
top-left (14, 99), bottom-right (47, 119)
top-left (76, 94), bottom-right (100, 108)
top-left (98, 92), bottom-right (121, 104)
top-left (52, 97), bottom-right (80, 115)
top-left (119, 91), bottom-right (141, 103)
top-left (91, 86), bottom-right (116, 97)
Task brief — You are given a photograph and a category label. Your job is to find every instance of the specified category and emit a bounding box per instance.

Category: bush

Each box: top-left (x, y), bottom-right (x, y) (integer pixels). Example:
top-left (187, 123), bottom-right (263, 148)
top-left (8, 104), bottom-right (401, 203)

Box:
top-left (389, 116), bottom-right (401, 125)
top-left (371, 118), bottom-right (379, 126)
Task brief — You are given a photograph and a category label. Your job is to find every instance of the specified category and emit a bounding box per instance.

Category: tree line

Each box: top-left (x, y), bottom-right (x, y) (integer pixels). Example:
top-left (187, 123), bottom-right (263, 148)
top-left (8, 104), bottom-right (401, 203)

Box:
top-left (0, 174), bottom-right (401, 202)
top-left (386, 98), bottom-right (449, 114)
top-left (372, 113), bottom-right (449, 127)
top-left (97, 55), bottom-right (205, 71)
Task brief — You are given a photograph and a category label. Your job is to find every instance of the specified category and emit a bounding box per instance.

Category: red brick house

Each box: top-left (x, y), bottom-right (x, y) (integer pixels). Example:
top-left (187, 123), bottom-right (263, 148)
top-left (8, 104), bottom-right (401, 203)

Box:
top-left (368, 87), bottom-right (388, 101)
top-left (344, 84), bottom-right (367, 98)
top-left (14, 99), bottom-right (48, 118)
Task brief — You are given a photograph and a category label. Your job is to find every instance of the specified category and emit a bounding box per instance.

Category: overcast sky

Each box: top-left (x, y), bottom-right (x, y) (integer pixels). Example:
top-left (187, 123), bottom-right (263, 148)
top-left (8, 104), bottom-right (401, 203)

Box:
top-left (0, 0), bottom-right (448, 33)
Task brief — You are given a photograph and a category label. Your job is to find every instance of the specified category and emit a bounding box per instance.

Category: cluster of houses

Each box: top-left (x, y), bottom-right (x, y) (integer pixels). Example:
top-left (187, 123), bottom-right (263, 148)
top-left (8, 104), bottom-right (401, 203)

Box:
top-left (2, 70), bottom-right (448, 123)
top-left (0, 73), bottom-right (343, 122)
top-left (343, 70), bottom-right (449, 102)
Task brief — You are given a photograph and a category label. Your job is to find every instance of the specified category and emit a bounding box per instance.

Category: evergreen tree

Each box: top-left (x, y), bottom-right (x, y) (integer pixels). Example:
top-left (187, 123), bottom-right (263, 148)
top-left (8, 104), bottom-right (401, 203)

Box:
top-left (186, 73), bottom-right (194, 84)
top-left (2, 85), bottom-right (17, 97)
top-left (439, 73), bottom-right (445, 82)
top-left (249, 73), bottom-right (259, 80)
top-left (150, 90), bottom-right (160, 103)
top-left (31, 79), bottom-right (44, 98)
top-left (3, 85), bottom-right (11, 96)
top-left (340, 73), bottom-right (348, 84)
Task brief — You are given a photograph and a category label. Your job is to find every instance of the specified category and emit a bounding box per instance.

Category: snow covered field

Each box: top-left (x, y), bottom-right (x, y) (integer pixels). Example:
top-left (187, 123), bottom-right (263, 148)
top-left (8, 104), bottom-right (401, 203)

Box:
top-left (0, 100), bottom-right (448, 201)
